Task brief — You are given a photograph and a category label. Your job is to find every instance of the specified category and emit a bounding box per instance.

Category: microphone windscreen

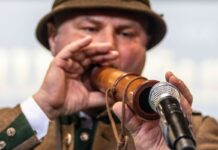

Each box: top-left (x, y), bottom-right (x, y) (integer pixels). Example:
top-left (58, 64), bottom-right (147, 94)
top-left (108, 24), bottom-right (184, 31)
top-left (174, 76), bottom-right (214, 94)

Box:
top-left (149, 82), bottom-right (180, 112)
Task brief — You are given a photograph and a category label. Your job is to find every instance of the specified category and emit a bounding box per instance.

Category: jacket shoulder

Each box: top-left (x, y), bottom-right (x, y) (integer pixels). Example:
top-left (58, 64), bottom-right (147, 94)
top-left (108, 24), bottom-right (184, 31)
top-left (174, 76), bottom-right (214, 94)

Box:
top-left (192, 111), bottom-right (218, 150)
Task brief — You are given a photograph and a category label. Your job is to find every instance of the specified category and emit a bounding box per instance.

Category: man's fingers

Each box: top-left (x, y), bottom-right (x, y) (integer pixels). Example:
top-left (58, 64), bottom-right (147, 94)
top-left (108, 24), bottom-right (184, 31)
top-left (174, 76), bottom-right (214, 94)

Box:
top-left (101, 60), bottom-right (117, 67)
top-left (84, 43), bottom-right (113, 56)
top-left (165, 71), bottom-right (193, 105)
top-left (180, 95), bottom-right (192, 122)
top-left (87, 92), bottom-right (111, 108)
top-left (73, 53), bottom-right (86, 62)
top-left (81, 58), bottom-right (92, 69)
top-left (72, 50), bottom-right (118, 68)
top-left (57, 40), bottom-right (118, 71)
top-left (54, 57), bottom-right (85, 77)
top-left (91, 51), bottom-right (119, 63)
top-left (165, 71), bottom-right (193, 123)
top-left (57, 36), bottom-right (92, 60)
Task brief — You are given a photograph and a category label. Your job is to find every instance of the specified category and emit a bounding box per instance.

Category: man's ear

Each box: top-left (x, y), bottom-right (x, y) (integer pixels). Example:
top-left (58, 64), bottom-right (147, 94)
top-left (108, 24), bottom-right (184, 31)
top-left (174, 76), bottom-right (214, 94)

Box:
top-left (47, 23), bottom-right (57, 56)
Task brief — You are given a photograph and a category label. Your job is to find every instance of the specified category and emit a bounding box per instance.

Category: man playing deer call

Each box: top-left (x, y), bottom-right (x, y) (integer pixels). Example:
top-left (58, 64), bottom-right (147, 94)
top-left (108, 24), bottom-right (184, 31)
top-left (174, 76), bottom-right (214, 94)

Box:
top-left (0, 0), bottom-right (218, 150)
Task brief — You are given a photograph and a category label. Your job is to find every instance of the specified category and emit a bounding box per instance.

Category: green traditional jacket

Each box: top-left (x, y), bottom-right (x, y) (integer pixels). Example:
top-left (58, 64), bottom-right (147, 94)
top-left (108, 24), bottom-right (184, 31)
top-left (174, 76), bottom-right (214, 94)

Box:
top-left (0, 105), bottom-right (218, 150)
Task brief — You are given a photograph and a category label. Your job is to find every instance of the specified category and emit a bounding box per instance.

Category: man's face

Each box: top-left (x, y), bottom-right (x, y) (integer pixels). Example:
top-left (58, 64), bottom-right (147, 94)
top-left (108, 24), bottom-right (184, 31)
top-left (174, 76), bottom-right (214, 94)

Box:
top-left (49, 11), bottom-right (149, 74)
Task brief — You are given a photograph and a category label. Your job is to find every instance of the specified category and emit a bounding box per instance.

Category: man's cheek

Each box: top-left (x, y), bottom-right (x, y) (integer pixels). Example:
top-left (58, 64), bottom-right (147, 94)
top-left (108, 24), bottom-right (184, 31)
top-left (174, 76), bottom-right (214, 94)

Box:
top-left (120, 53), bottom-right (135, 70)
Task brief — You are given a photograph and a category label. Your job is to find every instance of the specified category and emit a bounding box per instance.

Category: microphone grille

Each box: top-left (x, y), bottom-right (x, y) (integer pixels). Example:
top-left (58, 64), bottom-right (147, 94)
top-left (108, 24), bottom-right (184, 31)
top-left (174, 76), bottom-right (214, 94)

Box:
top-left (149, 82), bottom-right (180, 112)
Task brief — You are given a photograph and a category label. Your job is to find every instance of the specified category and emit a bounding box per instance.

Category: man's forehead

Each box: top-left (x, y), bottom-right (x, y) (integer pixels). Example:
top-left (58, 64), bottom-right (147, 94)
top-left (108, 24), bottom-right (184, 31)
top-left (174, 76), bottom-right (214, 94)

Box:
top-left (74, 15), bottom-right (146, 28)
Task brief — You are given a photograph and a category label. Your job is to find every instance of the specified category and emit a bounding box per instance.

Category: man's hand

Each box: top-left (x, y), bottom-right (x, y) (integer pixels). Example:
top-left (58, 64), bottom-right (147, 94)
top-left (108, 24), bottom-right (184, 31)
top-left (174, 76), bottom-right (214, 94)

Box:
top-left (33, 36), bottom-right (118, 119)
top-left (112, 72), bottom-right (193, 150)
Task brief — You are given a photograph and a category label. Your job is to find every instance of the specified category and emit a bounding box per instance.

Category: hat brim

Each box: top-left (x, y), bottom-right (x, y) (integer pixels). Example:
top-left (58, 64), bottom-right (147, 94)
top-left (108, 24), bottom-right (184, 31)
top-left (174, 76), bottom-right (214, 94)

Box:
top-left (36, 0), bottom-right (167, 50)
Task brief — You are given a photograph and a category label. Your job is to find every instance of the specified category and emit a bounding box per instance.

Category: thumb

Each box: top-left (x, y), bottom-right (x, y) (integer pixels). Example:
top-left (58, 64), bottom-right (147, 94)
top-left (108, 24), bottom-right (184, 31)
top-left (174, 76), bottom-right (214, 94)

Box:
top-left (112, 102), bottom-right (143, 133)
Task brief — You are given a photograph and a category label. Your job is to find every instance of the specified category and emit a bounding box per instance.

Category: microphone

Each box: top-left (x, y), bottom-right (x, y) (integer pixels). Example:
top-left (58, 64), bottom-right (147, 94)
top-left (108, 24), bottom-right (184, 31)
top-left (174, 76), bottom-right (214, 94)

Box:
top-left (149, 82), bottom-right (196, 150)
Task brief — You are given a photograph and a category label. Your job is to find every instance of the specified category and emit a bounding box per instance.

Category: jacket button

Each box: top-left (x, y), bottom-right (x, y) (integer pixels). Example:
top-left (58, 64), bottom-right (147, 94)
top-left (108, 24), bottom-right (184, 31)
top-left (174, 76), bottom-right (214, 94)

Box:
top-left (0, 141), bottom-right (6, 150)
top-left (6, 127), bottom-right (16, 137)
top-left (80, 132), bottom-right (89, 141)
top-left (64, 133), bottom-right (72, 146)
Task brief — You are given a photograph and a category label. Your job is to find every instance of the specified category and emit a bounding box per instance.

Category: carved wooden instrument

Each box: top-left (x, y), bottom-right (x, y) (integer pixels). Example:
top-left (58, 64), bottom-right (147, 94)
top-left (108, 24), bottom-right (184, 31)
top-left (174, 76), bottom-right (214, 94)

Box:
top-left (91, 67), bottom-right (160, 120)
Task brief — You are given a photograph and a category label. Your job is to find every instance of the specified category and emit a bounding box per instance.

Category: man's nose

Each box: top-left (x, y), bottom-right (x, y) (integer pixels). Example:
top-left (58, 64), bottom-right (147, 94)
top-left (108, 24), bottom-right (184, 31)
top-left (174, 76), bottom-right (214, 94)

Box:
top-left (98, 28), bottom-right (117, 50)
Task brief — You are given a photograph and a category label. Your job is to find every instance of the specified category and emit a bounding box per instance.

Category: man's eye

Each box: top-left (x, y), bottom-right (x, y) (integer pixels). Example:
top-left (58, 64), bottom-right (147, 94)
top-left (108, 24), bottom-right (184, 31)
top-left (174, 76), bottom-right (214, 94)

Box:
top-left (82, 27), bottom-right (98, 33)
top-left (120, 32), bottom-right (135, 38)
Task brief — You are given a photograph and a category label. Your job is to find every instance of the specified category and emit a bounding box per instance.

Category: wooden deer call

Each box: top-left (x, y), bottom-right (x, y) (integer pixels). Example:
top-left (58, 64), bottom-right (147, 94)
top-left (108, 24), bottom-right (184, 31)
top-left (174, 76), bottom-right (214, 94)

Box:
top-left (91, 67), bottom-right (160, 120)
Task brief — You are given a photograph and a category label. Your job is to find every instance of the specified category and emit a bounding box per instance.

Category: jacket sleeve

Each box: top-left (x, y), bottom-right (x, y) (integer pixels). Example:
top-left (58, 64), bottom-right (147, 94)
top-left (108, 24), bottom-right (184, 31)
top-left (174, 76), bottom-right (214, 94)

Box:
top-left (0, 105), bottom-right (40, 150)
top-left (192, 113), bottom-right (218, 150)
